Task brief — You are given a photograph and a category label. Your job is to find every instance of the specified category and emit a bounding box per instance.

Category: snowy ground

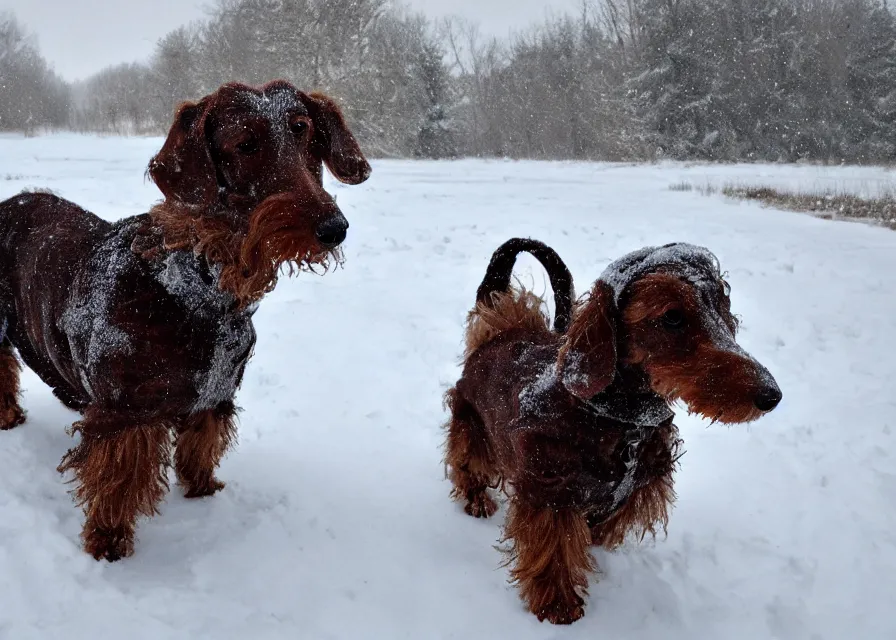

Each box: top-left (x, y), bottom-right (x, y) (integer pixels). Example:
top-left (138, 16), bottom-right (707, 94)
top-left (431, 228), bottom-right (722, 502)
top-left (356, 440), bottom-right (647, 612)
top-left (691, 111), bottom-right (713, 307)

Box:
top-left (0, 133), bottom-right (894, 640)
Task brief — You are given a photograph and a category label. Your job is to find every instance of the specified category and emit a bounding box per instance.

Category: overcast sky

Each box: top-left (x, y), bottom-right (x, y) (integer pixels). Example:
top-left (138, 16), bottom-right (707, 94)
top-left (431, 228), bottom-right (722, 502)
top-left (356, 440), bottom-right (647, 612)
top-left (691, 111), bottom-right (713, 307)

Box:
top-left (4, 0), bottom-right (578, 81)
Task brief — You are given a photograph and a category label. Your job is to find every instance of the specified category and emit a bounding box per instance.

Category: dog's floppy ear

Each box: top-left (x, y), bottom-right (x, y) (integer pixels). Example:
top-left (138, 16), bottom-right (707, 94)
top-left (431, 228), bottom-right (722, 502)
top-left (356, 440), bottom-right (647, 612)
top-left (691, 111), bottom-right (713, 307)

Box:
top-left (148, 98), bottom-right (218, 205)
top-left (557, 280), bottom-right (617, 399)
top-left (301, 92), bottom-right (372, 186)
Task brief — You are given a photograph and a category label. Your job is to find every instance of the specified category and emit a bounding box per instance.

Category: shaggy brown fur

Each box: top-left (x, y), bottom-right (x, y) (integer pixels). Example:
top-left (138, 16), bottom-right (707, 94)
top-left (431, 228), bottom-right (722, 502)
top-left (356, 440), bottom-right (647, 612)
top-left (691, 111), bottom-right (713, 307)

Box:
top-left (0, 79), bottom-right (370, 560)
top-left (175, 402), bottom-right (238, 499)
top-left (620, 272), bottom-right (766, 424)
top-left (464, 289), bottom-right (550, 359)
top-left (145, 194), bottom-right (343, 309)
top-left (58, 415), bottom-right (172, 561)
top-left (444, 388), bottom-right (499, 518)
top-left (557, 281), bottom-right (618, 400)
top-left (589, 424), bottom-right (682, 549)
top-left (504, 500), bottom-right (594, 625)
top-left (0, 343), bottom-right (25, 430)
top-left (444, 239), bottom-right (782, 624)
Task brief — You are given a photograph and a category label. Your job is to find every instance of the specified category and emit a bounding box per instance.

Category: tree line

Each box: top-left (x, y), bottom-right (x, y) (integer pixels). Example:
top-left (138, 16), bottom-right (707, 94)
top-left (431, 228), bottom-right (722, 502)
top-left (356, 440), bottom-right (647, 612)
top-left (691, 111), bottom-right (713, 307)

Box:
top-left (2, 0), bottom-right (895, 163)
top-left (0, 13), bottom-right (69, 133)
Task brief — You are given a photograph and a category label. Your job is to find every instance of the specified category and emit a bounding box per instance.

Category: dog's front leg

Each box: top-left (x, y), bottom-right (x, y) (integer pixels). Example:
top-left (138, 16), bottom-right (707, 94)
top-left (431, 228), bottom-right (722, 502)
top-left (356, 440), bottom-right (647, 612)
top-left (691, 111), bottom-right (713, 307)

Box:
top-left (0, 341), bottom-right (25, 430)
top-left (174, 401), bottom-right (237, 498)
top-left (591, 422), bottom-right (681, 548)
top-left (504, 497), bottom-right (594, 624)
top-left (57, 410), bottom-right (172, 561)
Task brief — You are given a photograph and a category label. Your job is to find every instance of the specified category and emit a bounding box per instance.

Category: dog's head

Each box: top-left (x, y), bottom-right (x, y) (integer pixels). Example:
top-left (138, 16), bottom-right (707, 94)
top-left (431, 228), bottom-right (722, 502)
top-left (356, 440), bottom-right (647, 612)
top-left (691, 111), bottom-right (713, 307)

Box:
top-left (148, 80), bottom-right (371, 275)
top-left (558, 244), bottom-right (781, 424)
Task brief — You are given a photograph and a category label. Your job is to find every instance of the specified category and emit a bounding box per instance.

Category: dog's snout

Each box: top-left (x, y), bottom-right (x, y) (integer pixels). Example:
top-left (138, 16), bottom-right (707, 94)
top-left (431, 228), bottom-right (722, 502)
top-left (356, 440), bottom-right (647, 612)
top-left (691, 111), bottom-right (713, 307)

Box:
top-left (753, 384), bottom-right (782, 412)
top-left (315, 215), bottom-right (348, 248)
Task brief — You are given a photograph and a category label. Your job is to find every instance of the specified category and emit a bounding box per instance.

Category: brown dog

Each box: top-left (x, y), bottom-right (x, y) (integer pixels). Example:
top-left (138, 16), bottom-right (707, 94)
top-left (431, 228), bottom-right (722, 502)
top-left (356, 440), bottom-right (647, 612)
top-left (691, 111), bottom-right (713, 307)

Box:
top-left (444, 238), bottom-right (781, 624)
top-left (0, 80), bottom-right (370, 561)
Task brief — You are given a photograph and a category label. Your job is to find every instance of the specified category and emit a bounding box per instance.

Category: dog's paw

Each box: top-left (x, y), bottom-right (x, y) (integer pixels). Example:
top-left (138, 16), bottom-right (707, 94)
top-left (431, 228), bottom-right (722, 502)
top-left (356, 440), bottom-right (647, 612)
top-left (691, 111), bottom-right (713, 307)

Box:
top-left (83, 526), bottom-right (135, 562)
top-left (465, 493), bottom-right (498, 518)
top-left (0, 403), bottom-right (25, 430)
top-left (534, 596), bottom-right (586, 625)
top-left (183, 478), bottom-right (225, 499)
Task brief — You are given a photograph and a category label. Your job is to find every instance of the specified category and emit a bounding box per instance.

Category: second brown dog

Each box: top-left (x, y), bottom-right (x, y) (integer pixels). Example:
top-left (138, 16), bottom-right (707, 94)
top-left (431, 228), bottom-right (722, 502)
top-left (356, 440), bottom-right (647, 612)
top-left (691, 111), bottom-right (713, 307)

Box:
top-left (444, 238), bottom-right (782, 624)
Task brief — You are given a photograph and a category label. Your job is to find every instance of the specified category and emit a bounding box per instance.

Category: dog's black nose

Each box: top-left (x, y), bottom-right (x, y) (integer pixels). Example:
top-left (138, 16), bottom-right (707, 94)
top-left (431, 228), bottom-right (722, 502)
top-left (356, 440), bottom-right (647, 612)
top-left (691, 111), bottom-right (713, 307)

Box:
top-left (315, 216), bottom-right (348, 248)
top-left (754, 385), bottom-right (782, 412)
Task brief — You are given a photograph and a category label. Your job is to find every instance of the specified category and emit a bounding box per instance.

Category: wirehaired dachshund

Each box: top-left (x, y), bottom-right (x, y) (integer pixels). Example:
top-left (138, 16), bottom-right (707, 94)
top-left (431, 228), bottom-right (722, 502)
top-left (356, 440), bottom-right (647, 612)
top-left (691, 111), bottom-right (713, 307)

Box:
top-left (444, 238), bottom-right (782, 624)
top-left (0, 80), bottom-right (370, 561)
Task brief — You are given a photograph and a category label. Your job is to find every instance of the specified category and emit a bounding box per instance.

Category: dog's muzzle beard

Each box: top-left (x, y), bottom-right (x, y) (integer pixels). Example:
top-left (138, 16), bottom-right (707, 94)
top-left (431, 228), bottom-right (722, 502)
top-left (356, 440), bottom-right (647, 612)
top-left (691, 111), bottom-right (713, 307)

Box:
top-left (208, 192), bottom-right (347, 307)
top-left (645, 354), bottom-right (776, 425)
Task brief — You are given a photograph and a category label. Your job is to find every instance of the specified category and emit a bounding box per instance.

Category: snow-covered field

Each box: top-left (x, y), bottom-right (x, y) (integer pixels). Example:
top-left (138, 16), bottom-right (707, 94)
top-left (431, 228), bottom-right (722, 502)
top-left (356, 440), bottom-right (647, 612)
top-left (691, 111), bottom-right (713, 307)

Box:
top-left (0, 133), bottom-right (894, 640)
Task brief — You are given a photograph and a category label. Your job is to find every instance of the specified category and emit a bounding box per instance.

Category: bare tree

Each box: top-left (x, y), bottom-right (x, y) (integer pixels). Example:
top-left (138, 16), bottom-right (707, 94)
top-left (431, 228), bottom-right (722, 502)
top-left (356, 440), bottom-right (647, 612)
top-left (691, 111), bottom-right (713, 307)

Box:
top-left (0, 12), bottom-right (70, 133)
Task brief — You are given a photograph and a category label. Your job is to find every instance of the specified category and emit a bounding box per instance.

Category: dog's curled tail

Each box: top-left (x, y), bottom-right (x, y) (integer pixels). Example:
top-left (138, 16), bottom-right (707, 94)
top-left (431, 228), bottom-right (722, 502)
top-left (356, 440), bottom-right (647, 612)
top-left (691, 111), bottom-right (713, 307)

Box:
top-left (465, 238), bottom-right (574, 357)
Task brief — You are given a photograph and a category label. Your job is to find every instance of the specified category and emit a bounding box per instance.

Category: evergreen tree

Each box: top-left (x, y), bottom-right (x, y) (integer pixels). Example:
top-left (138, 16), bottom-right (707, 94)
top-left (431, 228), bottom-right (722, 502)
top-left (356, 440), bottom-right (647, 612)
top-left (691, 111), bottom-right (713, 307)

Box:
top-left (414, 40), bottom-right (457, 159)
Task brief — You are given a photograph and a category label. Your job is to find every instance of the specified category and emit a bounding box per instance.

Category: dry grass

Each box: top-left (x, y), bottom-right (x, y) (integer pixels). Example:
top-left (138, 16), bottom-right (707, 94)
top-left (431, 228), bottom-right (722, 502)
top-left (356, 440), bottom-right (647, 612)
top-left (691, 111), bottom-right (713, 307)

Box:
top-left (722, 185), bottom-right (896, 230)
top-left (668, 181), bottom-right (718, 196)
top-left (671, 180), bottom-right (896, 230)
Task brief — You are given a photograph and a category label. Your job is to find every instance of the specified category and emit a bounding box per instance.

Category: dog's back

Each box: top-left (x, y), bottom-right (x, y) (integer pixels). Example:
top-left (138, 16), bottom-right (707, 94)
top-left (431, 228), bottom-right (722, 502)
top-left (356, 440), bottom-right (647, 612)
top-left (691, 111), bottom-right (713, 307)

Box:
top-left (0, 193), bottom-right (111, 400)
top-left (0, 191), bottom-right (110, 255)
top-left (0, 191), bottom-right (110, 317)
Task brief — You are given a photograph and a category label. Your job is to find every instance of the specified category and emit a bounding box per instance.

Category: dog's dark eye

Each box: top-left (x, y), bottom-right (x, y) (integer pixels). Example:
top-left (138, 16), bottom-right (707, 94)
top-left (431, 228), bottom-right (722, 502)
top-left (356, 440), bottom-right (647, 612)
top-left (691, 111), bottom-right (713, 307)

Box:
top-left (661, 309), bottom-right (685, 329)
top-left (290, 120), bottom-right (309, 137)
top-left (236, 138), bottom-right (259, 155)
